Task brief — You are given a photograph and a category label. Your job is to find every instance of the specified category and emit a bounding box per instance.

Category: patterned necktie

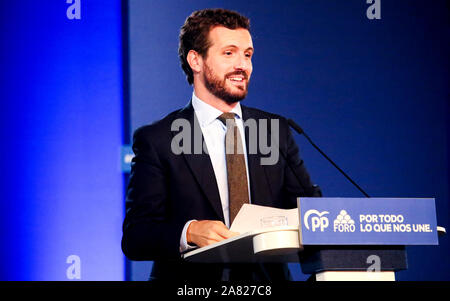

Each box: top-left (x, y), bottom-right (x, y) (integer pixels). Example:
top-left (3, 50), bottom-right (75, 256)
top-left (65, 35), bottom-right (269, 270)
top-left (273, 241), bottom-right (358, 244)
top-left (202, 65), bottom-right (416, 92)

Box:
top-left (217, 112), bottom-right (250, 225)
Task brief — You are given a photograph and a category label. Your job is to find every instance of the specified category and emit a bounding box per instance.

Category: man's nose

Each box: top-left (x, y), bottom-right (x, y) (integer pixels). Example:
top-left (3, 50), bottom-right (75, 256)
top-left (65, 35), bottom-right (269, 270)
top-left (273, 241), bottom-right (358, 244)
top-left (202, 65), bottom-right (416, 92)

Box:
top-left (234, 53), bottom-right (251, 71)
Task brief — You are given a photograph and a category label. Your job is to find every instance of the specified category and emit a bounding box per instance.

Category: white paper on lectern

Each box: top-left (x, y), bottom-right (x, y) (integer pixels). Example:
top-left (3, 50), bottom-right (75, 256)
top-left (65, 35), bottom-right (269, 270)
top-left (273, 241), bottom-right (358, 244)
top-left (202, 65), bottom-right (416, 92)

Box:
top-left (229, 204), bottom-right (299, 234)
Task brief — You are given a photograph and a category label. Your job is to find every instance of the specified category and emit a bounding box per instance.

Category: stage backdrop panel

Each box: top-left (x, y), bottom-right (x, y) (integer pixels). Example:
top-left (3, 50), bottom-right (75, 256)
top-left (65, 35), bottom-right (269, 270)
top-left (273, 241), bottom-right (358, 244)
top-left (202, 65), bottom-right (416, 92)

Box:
top-left (0, 0), bottom-right (125, 280)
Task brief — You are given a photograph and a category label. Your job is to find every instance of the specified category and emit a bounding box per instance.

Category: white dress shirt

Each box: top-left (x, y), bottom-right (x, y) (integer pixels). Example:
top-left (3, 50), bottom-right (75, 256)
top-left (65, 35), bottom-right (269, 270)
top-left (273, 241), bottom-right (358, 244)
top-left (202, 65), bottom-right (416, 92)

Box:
top-left (179, 92), bottom-right (251, 252)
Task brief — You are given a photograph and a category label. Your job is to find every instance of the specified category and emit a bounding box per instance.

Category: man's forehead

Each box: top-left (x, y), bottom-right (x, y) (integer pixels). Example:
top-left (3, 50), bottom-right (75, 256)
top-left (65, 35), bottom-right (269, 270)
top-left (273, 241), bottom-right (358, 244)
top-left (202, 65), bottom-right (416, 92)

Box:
top-left (208, 26), bottom-right (253, 49)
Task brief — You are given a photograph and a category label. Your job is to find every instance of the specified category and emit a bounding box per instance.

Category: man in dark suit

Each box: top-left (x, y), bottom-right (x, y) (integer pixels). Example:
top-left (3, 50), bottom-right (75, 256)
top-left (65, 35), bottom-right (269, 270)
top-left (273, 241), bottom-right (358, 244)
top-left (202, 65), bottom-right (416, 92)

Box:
top-left (121, 8), bottom-right (321, 281)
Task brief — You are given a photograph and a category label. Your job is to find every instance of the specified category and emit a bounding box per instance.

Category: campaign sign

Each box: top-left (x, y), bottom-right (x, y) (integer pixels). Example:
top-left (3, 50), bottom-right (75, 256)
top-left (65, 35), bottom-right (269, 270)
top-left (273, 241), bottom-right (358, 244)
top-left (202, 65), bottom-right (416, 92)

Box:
top-left (297, 198), bottom-right (438, 245)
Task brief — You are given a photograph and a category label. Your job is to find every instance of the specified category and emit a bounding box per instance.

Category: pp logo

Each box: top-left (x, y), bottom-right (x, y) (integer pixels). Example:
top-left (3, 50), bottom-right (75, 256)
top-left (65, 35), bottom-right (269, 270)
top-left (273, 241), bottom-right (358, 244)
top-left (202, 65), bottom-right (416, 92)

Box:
top-left (333, 210), bottom-right (356, 232)
top-left (304, 210), bottom-right (329, 232)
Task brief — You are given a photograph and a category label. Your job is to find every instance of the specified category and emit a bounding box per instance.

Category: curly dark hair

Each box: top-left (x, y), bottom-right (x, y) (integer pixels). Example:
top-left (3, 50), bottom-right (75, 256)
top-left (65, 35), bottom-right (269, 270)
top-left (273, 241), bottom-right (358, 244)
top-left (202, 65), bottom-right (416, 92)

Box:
top-left (178, 8), bottom-right (250, 85)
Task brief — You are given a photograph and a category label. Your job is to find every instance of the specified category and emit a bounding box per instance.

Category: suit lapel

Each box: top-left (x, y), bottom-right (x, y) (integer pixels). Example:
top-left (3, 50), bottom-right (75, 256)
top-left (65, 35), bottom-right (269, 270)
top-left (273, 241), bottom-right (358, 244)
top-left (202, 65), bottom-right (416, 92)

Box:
top-left (172, 102), bottom-right (225, 221)
top-left (171, 102), bottom-right (275, 220)
top-left (241, 105), bottom-right (274, 207)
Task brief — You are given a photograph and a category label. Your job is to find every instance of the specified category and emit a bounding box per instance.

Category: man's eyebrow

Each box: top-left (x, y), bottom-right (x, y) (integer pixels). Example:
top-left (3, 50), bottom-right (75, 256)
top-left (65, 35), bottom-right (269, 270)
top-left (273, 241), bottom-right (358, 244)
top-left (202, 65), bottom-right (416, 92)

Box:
top-left (222, 45), bottom-right (254, 52)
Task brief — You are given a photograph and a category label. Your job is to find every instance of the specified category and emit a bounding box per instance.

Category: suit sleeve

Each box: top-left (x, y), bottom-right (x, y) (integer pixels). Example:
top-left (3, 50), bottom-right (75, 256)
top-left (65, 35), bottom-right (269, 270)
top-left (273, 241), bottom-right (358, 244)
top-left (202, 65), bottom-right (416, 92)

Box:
top-left (121, 127), bottom-right (184, 261)
top-left (282, 122), bottom-right (322, 208)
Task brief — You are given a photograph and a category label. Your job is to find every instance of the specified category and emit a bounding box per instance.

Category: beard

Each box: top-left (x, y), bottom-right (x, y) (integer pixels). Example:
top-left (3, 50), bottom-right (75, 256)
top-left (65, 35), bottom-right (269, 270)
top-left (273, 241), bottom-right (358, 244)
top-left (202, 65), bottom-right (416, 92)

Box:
top-left (203, 62), bottom-right (249, 104)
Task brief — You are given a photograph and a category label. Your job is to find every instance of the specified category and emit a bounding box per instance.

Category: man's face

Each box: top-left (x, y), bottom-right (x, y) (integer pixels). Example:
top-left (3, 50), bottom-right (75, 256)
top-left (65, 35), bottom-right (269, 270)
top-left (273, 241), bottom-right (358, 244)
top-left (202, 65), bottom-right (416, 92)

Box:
top-left (201, 26), bottom-right (254, 104)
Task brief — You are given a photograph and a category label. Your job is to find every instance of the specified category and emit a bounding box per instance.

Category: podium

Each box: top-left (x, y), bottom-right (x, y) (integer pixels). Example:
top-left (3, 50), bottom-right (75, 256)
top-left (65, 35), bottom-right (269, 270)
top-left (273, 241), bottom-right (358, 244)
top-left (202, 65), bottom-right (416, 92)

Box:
top-left (183, 197), bottom-right (443, 281)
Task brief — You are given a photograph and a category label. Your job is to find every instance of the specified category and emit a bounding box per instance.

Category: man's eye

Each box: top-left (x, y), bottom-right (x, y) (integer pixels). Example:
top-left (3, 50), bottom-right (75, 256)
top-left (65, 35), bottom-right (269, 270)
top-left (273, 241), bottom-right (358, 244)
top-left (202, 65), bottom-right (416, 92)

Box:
top-left (225, 51), bottom-right (232, 55)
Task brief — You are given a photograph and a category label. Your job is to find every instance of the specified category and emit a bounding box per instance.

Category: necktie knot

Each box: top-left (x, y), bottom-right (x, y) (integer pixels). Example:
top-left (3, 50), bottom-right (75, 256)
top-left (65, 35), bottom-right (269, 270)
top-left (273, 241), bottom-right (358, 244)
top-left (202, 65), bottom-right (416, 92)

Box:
top-left (217, 112), bottom-right (236, 126)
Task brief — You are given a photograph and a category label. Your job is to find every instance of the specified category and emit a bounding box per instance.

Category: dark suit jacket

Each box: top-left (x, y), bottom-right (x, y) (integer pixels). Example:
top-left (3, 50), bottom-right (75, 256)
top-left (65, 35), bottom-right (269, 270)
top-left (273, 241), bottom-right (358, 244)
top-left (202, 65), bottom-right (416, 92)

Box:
top-left (121, 102), bottom-right (321, 280)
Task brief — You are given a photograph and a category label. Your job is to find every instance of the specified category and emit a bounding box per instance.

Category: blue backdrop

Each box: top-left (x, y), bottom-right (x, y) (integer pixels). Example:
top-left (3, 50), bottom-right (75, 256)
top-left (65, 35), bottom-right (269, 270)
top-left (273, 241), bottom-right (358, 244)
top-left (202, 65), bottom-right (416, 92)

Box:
top-left (0, 0), bottom-right (448, 281)
top-left (0, 1), bottom-right (125, 280)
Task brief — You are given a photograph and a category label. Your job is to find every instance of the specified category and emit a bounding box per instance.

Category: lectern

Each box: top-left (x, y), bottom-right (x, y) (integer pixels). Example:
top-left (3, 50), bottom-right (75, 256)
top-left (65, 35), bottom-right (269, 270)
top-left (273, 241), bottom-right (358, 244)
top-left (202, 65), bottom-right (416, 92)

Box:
top-left (183, 197), bottom-right (442, 281)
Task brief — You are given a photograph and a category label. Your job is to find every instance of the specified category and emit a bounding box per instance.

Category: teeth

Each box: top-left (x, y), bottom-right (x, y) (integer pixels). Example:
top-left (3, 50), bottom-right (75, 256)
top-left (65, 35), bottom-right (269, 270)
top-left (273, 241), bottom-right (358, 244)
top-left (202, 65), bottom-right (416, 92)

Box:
top-left (229, 77), bottom-right (243, 81)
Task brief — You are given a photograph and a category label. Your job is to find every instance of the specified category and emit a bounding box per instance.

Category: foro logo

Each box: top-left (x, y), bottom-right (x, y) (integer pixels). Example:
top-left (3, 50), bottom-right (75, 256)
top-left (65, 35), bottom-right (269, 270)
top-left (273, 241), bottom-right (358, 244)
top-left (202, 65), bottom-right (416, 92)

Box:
top-left (304, 210), bottom-right (329, 232)
top-left (333, 210), bottom-right (356, 233)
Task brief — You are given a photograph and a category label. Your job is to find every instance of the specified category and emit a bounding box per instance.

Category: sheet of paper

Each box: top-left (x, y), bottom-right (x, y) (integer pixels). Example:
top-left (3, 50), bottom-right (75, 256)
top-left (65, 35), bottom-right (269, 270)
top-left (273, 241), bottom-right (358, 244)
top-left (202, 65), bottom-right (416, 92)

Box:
top-left (230, 204), bottom-right (299, 234)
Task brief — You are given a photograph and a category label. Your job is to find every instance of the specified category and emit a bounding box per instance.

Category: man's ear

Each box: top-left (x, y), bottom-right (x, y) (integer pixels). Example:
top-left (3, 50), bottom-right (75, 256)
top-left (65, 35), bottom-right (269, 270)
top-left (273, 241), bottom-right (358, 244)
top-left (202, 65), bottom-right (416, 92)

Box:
top-left (187, 50), bottom-right (203, 73)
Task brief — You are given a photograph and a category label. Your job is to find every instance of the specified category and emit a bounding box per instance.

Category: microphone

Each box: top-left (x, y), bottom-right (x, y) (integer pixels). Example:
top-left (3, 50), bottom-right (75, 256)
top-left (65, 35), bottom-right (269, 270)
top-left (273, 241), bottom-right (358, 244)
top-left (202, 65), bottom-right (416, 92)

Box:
top-left (287, 119), bottom-right (370, 198)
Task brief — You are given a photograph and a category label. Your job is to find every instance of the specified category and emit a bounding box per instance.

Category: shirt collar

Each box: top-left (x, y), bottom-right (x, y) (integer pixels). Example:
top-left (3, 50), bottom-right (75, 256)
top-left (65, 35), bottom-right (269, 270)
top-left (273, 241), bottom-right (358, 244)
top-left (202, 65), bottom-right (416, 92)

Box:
top-left (192, 92), bottom-right (243, 127)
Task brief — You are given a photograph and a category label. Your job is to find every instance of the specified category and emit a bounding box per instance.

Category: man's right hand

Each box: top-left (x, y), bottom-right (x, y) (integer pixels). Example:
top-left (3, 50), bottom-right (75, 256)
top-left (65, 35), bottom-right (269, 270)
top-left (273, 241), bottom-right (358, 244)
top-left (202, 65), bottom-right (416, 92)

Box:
top-left (186, 220), bottom-right (240, 248)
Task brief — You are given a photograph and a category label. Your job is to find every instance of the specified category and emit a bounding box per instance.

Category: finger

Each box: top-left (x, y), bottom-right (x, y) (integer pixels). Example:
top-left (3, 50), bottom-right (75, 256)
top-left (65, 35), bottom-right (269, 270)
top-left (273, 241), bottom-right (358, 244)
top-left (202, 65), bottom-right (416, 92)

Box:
top-left (205, 229), bottom-right (227, 242)
top-left (223, 231), bottom-right (240, 239)
top-left (206, 239), bottom-right (222, 246)
top-left (200, 235), bottom-right (223, 247)
top-left (214, 226), bottom-right (238, 239)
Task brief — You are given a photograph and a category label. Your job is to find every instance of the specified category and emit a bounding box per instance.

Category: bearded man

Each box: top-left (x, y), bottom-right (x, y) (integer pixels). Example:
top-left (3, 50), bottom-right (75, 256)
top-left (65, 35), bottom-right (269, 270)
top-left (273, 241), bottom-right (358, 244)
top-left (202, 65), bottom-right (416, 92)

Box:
top-left (121, 8), bottom-right (321, 281)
